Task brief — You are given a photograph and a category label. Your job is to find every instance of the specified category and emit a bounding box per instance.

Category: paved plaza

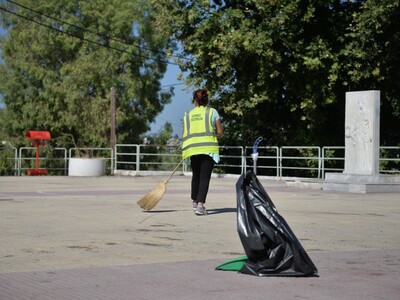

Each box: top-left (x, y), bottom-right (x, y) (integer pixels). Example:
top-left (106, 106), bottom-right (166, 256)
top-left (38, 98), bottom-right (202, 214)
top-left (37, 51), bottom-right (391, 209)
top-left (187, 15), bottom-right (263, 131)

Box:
top-left (0, 175), bottom-right (399, 299)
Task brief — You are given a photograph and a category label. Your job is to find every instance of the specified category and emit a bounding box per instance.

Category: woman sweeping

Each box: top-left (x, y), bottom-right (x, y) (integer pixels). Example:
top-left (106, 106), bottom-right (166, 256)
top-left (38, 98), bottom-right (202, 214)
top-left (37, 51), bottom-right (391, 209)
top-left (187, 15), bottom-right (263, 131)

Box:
top-left (182, 88), bottom-right (223, 215)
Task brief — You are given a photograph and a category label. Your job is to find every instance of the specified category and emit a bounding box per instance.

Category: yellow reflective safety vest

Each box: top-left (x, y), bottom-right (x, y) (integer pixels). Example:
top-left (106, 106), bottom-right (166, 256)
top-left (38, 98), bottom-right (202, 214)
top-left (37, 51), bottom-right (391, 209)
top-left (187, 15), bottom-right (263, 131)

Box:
top-left (182, 106), bottom-right (219, 160)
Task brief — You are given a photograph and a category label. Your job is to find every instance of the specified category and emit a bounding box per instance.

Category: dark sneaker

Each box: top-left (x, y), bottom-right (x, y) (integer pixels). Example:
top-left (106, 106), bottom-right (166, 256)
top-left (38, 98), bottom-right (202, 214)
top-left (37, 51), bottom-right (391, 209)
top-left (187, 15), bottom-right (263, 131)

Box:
top-left (195, 205), bottom-right (207, 216)
top-left (192, 201), bottom-right (198, 211)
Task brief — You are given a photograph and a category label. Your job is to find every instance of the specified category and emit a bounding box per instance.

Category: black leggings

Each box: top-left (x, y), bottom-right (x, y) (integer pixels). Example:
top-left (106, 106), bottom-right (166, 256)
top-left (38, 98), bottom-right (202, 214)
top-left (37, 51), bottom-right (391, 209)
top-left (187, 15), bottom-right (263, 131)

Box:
top-left (190, 154), bottom-right (215, 203)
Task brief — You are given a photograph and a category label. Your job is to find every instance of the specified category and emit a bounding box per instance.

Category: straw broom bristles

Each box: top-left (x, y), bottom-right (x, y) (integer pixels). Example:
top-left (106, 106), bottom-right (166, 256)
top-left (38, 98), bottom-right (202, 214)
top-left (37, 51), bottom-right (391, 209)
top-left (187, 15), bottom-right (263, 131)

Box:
top-left (137, 159), bottom-right (184, 211)
top-left (137, 180), bottom-right (167, 211)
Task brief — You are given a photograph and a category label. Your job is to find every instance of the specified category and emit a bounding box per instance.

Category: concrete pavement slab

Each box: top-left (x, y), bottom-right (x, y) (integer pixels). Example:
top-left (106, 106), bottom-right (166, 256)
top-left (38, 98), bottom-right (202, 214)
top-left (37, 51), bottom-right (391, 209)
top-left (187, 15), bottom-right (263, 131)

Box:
top-left (0, 175), bottom-right (399, 299)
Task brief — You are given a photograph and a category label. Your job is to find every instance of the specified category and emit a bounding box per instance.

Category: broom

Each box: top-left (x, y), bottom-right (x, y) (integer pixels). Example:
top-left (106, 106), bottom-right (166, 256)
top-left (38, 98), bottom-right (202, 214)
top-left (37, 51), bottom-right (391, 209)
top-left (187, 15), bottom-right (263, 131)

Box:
top-left (137, 158), bottom-right (184, 211)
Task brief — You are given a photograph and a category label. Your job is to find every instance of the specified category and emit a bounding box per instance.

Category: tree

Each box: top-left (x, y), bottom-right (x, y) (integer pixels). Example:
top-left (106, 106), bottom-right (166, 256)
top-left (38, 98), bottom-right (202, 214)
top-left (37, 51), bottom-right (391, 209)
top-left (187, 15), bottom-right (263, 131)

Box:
top-left (151, 0), bottom-right (399, 146)
top-left (140, 122), bottom-right (178, 171)
top-left (343, 0), bottom-right (400, 145)
top-left (0, 0), bottom-right (173, 149)
top-left (152, 122), bottom-right (174, 145)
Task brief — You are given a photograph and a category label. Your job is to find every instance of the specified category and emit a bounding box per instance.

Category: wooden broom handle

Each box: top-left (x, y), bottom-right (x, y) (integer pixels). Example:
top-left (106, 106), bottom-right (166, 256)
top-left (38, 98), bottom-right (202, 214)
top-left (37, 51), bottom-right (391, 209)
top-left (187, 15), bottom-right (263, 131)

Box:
top-left (165, 158), bottom-right (184, 183)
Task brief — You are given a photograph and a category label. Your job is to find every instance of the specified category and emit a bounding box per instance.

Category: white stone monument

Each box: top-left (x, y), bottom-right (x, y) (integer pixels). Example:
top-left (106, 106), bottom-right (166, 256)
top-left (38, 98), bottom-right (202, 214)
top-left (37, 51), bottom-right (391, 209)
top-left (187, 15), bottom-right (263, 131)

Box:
top-left (344, 90), bottom-right (380, 175)
top-left (324, 90), bottom-right (400, 193)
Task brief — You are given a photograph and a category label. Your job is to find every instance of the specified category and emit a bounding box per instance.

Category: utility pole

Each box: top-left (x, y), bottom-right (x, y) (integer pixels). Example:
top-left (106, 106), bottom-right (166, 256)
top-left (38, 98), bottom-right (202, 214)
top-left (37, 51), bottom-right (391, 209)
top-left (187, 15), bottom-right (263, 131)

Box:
top-left (110, 87), bottom-right (116, 152)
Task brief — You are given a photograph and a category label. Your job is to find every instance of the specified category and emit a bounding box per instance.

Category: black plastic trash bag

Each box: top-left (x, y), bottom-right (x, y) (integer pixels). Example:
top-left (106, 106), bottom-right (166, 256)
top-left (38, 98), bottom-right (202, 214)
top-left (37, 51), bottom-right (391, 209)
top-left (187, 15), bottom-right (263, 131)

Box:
top-left (236, 170), bottom-right (318, 277)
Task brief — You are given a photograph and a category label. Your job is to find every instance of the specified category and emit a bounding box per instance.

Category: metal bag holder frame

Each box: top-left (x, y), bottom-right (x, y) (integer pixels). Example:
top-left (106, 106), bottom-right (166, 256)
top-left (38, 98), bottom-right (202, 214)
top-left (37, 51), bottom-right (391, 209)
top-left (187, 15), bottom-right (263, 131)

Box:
top-left (24, 131), bottom-right (51, 176)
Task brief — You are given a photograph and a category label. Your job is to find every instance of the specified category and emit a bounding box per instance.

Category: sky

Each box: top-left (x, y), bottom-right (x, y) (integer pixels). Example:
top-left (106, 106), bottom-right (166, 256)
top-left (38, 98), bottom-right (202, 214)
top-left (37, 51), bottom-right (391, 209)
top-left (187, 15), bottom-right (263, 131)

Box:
top-left (150, 64), bottom-right (192, 137)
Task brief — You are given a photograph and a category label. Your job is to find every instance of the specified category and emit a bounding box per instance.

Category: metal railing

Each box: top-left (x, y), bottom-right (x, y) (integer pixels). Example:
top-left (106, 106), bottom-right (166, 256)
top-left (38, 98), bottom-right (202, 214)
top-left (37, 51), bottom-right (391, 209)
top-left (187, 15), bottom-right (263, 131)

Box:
top-left (100, 144), bottom-right (400, 178)
top-left (115, 144), bottom-right (181, 172)
top-left (321, 146), bottom-right (345, 178)
top-left (18, 147), bottom-right (68, 176)
top-left (380, 146), bottom-right (400, 175)
top-left (0, 146), bottom-right (18, 176)
top-left (1, 144), bottom-right (399, 178)
top-left (244, 146), bottom-right (280, 177)
top-left (217, 146), bottom-right (245, 175)
top-left (279, 146), bottom-right (321, 178)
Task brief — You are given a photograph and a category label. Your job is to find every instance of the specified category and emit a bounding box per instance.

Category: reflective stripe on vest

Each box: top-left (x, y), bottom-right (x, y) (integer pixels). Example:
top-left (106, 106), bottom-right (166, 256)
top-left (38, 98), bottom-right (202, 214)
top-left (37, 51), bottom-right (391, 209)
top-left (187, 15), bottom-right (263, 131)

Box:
top-left (182, 106), bottom-right (219, 159)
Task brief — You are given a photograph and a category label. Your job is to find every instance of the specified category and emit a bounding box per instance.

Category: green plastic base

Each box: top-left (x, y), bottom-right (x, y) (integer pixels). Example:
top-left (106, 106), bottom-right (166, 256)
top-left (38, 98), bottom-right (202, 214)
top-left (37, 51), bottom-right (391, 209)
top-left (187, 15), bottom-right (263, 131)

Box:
top-left (215, 255), bottom-right (248, 271)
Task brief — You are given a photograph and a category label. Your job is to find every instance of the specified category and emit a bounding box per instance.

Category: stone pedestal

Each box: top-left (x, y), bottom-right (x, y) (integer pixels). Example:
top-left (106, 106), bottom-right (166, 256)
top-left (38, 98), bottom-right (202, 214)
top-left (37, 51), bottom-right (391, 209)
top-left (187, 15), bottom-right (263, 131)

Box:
top-left (323, 90), bottom-right (400, 193)
top-left (324, 174), bottom-right (400, 193)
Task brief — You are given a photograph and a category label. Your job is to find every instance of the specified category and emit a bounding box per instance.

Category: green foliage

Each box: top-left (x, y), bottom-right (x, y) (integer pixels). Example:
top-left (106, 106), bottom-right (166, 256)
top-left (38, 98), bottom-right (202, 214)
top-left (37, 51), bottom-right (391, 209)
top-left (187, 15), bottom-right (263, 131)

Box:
top-left (151, 0), bottom-right (400, 146)
top-left (0, 0), bottom-right (173, 149)
top-left (343, 0), bottom-right (400, 145)
top-left (139, 122), bottom-right (180, 171)
top-left (0, 145), bottom-right (17, 175)
top-left (152, 122), bottom-right (174, 145)
top-left (379, 148), bottom-right (400, 175)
